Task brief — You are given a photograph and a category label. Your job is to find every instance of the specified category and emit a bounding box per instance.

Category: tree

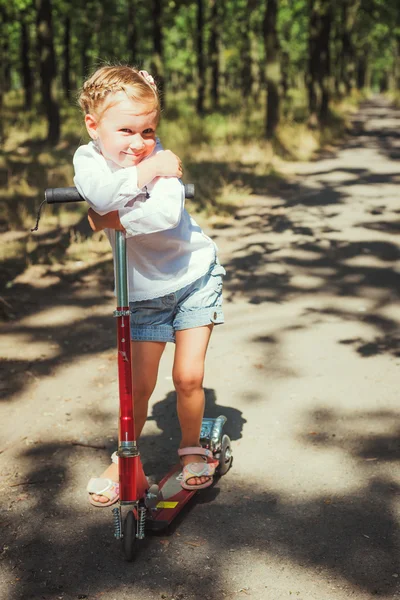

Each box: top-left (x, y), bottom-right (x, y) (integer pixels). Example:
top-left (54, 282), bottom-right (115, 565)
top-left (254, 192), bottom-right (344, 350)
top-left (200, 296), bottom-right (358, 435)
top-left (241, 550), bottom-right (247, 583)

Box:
top-left (127, 0), bottom-right (138, 65)
top-left (340, 0), bottom-right (361, 95)
top-left (36, 0), bottom-right (60, 143)
top-left (264, 0), bottom-right (281, 138)
top-left (209, 0), bottom-right (220, 109)
top-left (319, 1), bottom-right (332, 122)
top-left (240, 0), bottom-right (254, 100)
top-left (20, 10), bottom-right (33, 109)
top-left (152, 0), bottom-right (165, 105)
top-left (196, 0), bottom-right (205, 115)
top-left (62, 13), bottom-right (71, 99)
top-left (307, 0), bottom-right (332, 125)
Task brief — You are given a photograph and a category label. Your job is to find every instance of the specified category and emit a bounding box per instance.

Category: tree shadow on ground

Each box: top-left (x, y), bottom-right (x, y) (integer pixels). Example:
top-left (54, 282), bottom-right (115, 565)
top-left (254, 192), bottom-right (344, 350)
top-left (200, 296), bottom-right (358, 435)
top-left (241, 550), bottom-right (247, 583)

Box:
top-left (0, 255), bottom-right (115, 401)
top-left (2, 406), bottom-right (400, 599)
top-left (229, 213), bottom-right (399, 341)
top-left (216, 99), bottom-right (400, 359)
top-left (222, 232), bottom-right (400, 358)
top-left (299, 407), bottom-right (400, 463)
top-left (1, 214), bottom-right (95, 304)
top-left (341, 99), bottom-right (400, 161)
top-left (0, 135), bottom-right (80, 231)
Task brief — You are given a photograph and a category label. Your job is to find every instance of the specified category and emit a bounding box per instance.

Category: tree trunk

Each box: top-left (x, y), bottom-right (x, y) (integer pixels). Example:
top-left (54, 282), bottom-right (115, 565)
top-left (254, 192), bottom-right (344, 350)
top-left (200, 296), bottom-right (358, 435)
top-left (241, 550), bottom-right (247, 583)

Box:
top-left (395, 35), bottom-right (400, 92)
top-left (240, 0), bottom-right (253, 100)
top-left (0, 6), bottom-right (7, 142)
top-left (36, 0), bottom-right (60, 144)
top-left (340, 0), bottom-right (358, 95)
top-left (281, 50), bottom-right (289, 100)
top-left (127, 0), bottom-right (138, 66)
top-left (319, 7), bottom-right (331, 122)
top-left (21, 13), bottom-right (33, 110)
top-left (152, 0), bottom-right (165, 106)
top-left (332, 14), bottom-right (341, 98)
top-left (308, 0), bottom-right (332, 125)
top-left (356, 46), bottom-right (368, 90)
top-left (307, 0), bottom-right (319, 125)
top-left (209, 0), bottom-right (219, 109)
top-left (1, 6), bottom-right (11, 97)
top-left (264, 0), bottom-right (280, 138)
top-left (379, 73), bottom-right (388, 93)
top-left (128, 0), bottom-right (138, 65)
top-left (196, 0), bottom-right (205, 115)
top-left (62, 15), bottom-right (71, 100)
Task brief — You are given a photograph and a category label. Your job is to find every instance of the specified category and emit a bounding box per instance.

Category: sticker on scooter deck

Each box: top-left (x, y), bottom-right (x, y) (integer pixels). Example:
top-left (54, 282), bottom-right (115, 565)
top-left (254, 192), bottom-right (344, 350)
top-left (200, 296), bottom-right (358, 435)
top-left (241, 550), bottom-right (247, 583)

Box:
top-left (156, 501), bottom-right (178, 509)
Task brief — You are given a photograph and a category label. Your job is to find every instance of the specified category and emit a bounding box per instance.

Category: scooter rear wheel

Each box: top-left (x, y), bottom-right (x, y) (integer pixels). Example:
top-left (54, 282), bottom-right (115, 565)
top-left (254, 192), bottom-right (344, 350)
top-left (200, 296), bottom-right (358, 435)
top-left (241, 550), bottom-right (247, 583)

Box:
top-left (122, 510), bottom-right (136, 561)
top-left (218, 434), bottom-right (233, 475)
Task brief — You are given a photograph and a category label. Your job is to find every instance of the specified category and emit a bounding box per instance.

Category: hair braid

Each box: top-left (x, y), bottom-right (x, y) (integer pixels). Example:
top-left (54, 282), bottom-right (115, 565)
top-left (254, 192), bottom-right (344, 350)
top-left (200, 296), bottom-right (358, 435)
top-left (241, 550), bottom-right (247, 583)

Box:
top-left (78, 64), bottom-right (160, 121)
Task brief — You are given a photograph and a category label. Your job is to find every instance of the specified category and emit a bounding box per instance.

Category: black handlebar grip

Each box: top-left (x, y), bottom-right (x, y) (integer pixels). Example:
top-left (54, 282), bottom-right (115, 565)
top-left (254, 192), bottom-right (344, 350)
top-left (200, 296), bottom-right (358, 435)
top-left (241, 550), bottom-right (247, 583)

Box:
top-left (45, 187), bottom-right (85, 204)
top-left (45, 183), bottom-right (195, 204)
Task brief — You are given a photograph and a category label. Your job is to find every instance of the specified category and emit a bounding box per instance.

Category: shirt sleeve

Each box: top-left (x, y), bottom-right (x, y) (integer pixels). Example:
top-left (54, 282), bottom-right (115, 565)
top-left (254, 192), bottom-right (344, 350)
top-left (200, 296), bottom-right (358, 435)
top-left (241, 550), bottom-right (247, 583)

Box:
top-left (119, 176), bottom-right (185, 237)
top-left (73, 144), bottom-right (142, 215)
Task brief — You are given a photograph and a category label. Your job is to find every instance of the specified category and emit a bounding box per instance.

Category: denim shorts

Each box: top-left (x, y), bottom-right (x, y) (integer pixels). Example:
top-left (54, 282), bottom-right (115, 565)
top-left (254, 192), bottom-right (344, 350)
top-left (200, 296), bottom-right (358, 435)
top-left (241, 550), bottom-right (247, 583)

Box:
top-left (129, 262), bottom-right (225, 343)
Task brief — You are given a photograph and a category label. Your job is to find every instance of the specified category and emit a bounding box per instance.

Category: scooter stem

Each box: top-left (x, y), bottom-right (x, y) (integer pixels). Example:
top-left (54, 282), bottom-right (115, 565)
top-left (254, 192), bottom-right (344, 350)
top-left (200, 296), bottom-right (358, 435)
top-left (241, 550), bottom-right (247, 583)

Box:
top-left (115, 230), bottom-right (138, 502)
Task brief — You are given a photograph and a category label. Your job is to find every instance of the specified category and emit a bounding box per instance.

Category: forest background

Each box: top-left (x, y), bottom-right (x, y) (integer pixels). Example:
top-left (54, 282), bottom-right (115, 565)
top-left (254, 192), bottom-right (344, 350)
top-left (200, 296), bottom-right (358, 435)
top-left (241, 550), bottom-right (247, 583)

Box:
top-left (0, 0), bottom-right (399, 294)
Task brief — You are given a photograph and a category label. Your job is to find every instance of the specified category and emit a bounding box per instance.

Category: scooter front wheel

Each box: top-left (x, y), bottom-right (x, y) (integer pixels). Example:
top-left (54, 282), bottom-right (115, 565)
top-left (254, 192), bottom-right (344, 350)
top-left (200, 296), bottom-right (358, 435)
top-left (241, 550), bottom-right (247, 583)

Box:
top-left (122, 510), bottom-right (136, 561)
top-left (218, 434), bottom-right (233, 475)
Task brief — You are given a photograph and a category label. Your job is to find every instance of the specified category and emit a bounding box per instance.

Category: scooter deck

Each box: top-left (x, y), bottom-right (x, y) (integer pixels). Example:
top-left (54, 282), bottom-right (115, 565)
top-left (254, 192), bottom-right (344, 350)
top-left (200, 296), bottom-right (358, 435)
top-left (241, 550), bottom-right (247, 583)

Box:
top-left (145, 463), bottom-right (196, 531)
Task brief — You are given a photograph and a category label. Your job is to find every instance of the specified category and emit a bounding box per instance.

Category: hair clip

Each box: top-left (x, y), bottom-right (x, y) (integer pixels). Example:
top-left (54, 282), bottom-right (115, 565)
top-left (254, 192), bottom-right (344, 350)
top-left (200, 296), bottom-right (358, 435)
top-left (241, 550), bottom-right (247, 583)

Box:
top-left (139, 70), bottom-right (157, 90)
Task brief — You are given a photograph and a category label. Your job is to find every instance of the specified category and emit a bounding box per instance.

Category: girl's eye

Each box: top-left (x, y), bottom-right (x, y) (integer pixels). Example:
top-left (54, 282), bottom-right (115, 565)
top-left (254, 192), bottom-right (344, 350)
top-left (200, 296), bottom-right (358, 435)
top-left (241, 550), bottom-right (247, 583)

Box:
top-left (120, 128), bottom-right (132, 133)
top-left (143, 128), bottom-right (154, 135)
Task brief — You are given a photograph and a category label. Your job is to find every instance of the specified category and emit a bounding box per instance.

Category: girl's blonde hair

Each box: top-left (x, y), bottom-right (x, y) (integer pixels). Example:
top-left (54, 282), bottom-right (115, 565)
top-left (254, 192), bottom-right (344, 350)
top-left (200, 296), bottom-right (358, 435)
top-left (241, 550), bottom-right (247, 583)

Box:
top-left (78, 65), bottom-right (160, 122)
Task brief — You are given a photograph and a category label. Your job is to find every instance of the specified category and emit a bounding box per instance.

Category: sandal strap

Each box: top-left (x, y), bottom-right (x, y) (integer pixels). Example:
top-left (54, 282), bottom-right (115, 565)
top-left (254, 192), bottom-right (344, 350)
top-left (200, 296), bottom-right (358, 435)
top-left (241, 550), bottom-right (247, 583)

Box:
top-left (182, 462), bottom-right (216, 480)
top-left (178, 446), bottom-right (211, 459)
top-left (86, 477), bottom-right (119, 497)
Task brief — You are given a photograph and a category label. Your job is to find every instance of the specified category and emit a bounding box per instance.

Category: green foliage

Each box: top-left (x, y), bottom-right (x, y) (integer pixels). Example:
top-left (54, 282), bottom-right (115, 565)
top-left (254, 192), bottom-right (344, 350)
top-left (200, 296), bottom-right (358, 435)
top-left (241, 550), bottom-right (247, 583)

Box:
top-left (0, 0), bottom-right (399, 142)
top-left (278, 0), bottom-right (308, 71)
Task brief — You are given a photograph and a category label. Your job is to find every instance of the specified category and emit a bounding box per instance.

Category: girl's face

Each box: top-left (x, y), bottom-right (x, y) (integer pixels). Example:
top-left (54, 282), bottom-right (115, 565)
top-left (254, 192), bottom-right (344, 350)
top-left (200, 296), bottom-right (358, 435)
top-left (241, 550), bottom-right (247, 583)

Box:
top-left (85, 92), bottom-right (158, 168)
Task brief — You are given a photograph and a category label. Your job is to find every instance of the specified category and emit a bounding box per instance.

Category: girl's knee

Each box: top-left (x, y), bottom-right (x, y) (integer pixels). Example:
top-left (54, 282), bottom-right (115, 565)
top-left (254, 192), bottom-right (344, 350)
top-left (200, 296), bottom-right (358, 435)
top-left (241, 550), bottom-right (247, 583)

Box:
top-left (132, 383), bottom-right (154, 405)
top-left (173, 370), bottom-right (204, 395)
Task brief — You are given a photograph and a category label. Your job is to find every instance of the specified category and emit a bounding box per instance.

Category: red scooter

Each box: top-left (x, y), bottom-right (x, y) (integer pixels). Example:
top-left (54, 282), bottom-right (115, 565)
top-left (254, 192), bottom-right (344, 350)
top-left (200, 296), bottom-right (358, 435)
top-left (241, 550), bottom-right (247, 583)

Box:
top-left (33, 186), bottom-right (233, 561)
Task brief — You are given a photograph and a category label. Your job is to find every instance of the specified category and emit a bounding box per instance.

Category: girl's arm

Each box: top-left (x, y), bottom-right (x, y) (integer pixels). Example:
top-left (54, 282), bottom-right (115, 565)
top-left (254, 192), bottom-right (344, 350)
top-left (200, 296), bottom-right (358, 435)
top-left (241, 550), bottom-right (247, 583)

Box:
top-left (87, 176), bottom-right (185, 235)
top-left (73, 143), bottom-right (181, 216)
top-left (118, 176), bottom-right (185, 237)
top-left (73, 145), bottom-right (143, 215)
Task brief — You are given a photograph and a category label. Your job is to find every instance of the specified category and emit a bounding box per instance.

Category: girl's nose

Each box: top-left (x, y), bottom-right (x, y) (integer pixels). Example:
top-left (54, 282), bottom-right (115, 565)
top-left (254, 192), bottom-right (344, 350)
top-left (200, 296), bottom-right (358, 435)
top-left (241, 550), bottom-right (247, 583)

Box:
top-left (129, 134), bottom-right (145, 151)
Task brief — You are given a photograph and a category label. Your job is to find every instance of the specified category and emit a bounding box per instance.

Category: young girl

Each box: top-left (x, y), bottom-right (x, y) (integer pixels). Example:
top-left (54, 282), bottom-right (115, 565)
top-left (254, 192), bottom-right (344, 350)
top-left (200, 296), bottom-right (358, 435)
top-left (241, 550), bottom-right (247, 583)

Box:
top-left (73, 65), bottom-right (225, 507)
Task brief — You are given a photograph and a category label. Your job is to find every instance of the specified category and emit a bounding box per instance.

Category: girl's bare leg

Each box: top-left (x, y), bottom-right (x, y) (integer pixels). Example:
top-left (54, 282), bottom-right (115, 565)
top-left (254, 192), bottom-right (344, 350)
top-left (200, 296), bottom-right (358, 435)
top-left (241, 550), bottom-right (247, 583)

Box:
top-left (90, 340), bottom-right (166, 503)
top-left (173, 324), bottom-right (213, 486)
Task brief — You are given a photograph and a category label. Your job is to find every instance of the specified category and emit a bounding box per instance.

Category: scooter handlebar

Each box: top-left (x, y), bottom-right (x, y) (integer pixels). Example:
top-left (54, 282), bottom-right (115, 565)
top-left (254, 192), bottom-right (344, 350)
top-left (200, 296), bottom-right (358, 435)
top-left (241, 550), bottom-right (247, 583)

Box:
top-left (45, 187), bottom-right (84, 204)
top-left (45, 183), bottom-right (195, 203)
top-left (184, 183), bottom-right (194, 199)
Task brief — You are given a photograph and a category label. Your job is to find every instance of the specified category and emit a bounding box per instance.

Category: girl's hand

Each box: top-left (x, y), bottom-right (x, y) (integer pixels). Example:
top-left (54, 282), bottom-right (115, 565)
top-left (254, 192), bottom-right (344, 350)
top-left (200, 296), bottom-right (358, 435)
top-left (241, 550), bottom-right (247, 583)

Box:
top-left (88, 208), bottom-right (125, 232)
top-left (136, 150), bottom-right (183, 188)
top-left (154, 150), bottom-right (183, 178)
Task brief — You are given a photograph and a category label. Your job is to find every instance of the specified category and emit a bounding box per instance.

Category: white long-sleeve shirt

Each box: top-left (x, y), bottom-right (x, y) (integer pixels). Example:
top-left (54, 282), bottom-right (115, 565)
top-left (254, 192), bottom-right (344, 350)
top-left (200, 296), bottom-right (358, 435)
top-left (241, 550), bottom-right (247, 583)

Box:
top-left (73, 140), bottom-right (217, 302)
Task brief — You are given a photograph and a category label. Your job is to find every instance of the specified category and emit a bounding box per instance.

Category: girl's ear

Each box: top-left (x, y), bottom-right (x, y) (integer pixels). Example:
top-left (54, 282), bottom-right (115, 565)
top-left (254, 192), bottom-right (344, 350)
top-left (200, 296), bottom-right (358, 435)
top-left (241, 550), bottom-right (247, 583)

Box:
top-left (85, 113), bottom-right (98, 139)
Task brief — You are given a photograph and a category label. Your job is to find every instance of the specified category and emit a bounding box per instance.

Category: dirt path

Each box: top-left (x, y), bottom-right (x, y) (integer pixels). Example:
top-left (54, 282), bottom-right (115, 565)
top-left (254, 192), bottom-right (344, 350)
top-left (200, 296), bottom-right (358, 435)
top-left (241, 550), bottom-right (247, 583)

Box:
top-left (1, 98), bottom-right (399, 600)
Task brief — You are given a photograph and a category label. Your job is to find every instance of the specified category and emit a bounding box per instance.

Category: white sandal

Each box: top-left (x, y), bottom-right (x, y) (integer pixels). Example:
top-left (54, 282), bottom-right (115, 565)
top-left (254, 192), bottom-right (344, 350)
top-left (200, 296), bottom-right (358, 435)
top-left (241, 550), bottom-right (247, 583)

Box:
top-left (178, 446), bottom-right (219, 490)
top-left (86, 452), bottom-right (119, 507)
